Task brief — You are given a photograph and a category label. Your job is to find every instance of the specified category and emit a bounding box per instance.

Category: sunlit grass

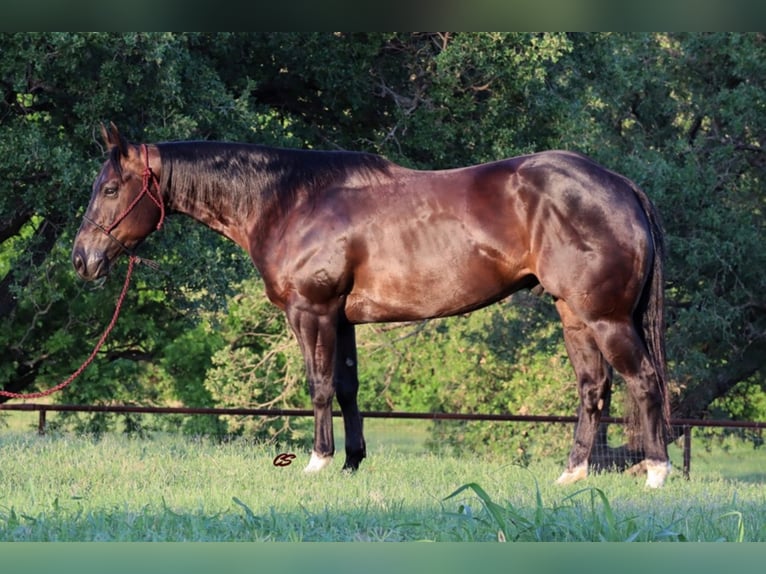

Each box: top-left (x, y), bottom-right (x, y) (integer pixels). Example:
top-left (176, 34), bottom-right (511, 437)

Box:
top-left (0, 427), bottom-right (763, 541)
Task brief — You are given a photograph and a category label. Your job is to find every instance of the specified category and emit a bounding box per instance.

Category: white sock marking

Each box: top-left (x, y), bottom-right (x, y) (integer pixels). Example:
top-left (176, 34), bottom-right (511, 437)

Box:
top-left (304, 450), bottom-right (333, 473)
top-left (645, 459), bottom-right (671, 488)
top-left (555, 462), bottom-right (588, 485)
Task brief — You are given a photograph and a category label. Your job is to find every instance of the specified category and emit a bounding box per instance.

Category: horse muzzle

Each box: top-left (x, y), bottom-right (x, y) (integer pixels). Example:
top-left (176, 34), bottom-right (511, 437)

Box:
top-left (72, 247), bottom-right (110, 281)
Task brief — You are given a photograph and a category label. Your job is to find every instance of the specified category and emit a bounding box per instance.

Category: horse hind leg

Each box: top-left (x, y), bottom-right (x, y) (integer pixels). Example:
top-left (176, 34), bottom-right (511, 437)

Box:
top-left (588, 316), bottom-right (670, 488)
top-left (555, 300), bottom-right (613, 486)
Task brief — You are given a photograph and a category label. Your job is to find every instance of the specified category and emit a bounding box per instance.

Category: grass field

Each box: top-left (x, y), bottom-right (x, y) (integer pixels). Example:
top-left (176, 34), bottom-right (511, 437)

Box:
top-left (0, 417), bottom-right (764, 542)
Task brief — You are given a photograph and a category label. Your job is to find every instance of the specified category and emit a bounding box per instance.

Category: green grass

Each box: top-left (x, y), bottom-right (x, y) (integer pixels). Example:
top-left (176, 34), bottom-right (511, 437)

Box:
top-left (0, 422), bottom-right (764, 541)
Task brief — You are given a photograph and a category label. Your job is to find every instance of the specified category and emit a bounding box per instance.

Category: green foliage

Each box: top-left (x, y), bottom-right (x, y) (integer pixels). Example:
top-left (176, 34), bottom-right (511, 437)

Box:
top-left (368, 32), bottom-right (573, 166)
top-left (355, 294), bottom-right (578, 463)
top-left (444, 480), bottom-right (752, 542)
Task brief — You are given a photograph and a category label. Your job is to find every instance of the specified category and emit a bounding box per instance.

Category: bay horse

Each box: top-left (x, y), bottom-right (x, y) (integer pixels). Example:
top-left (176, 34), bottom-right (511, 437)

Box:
top-left (72, 124), bottom-right (671, 487)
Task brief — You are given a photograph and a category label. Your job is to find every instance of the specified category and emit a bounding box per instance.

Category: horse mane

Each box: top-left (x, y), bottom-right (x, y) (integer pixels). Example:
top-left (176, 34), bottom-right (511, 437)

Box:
top-left (155, 141), bottom-right (393, 220)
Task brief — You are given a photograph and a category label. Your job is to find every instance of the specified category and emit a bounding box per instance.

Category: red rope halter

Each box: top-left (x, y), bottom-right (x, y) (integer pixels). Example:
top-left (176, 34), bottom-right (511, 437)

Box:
top-left (107, 144), bottom-right (165, 235)
top-left (0, 145), bottom-right (164, 399)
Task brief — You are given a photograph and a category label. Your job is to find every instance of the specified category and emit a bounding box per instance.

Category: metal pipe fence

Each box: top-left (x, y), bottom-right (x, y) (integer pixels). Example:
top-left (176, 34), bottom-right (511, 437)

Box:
top-left (1, 402), bottom-right (764, 479)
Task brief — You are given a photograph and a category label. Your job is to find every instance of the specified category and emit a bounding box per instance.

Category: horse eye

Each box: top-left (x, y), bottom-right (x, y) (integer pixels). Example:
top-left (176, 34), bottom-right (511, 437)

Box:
top-left (103, 185), bottom-right (119, 197)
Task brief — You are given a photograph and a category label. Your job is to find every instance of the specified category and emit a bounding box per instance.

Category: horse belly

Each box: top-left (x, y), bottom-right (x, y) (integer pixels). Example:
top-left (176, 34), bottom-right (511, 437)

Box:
top-left (344, 246), bottom-right (525, 323)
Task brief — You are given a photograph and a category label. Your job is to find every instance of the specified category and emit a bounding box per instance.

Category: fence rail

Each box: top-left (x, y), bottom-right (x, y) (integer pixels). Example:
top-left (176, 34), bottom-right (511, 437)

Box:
top-left (1, 402), bottom-right (764, 479)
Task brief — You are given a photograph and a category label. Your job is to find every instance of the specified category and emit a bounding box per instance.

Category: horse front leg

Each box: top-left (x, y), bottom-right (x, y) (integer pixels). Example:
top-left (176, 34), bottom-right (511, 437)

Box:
top-left (286, 304), bottom-right (338, 473)
top-left (335, 315), bottom-right (366, 471)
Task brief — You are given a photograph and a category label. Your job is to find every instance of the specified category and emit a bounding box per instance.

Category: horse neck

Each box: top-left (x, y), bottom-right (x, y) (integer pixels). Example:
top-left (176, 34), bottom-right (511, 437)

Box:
top-left (156, 140), bottom-right (393, 254)
top-left (157, 142), bottom-right (274, 252)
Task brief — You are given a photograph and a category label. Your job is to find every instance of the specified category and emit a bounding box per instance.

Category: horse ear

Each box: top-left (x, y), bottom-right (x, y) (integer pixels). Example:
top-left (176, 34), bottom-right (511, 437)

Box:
top-left (100, 122), bottom-right (129, 157)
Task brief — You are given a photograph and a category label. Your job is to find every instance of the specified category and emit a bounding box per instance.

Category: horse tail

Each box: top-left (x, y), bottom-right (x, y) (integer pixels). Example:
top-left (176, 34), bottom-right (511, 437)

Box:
top-left (628, 181), bottom-right (671, 447)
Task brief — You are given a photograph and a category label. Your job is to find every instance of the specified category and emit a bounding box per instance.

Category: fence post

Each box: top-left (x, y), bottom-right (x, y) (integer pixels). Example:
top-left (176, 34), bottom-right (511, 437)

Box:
top-left (38, 408), bottom-right (46, 436)
top-left (683, 424), bottom-right (691, 480)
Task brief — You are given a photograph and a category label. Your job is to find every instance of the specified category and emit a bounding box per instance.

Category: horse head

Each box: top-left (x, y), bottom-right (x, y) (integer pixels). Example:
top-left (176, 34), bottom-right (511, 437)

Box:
top-left (72, 123), bottom-right (164, 281)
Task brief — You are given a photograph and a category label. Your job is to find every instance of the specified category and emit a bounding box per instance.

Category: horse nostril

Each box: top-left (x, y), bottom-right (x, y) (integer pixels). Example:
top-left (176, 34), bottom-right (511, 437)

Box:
top-left (72, 249), bottom-right (86, 276)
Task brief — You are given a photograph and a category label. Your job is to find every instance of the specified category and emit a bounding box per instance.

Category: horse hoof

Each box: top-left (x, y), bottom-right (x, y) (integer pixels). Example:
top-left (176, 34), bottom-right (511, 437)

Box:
top-left (304, 451), bottom-right (333, 473)
top-left (645, 460), bottom-right (671, 488)
top-left (341, 461), bottom-right (361, 473)
top-left (556, 463), bottom-right (588, 485)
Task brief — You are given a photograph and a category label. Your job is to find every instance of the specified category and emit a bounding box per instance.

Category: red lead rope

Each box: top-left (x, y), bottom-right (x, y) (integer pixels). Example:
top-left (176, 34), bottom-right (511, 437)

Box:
top-left (1, 144), bottom-right (163, 400)
top-left (0, 256), bottom-right (136, 399)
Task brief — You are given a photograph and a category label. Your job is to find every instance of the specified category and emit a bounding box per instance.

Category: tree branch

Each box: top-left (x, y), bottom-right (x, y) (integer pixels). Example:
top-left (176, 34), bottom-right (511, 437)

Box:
top-left (104, 349), bottom-right (156, 363)
top-left (673, 341), bottom-right (766, 419)
top-left (0, 204), bottom-right (34, 244)
top-left (0, 215), bottom-right (63, 319)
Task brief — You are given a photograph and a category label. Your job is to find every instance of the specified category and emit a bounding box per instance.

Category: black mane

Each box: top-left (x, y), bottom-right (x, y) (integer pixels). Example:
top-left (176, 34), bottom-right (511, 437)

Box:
top-left (156, 141), bottom-right (393, 219)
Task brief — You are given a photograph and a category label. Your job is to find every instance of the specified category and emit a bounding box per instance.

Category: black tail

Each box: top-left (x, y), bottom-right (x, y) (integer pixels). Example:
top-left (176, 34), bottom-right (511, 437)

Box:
top-left (630, 182), bottom-right (671, 444)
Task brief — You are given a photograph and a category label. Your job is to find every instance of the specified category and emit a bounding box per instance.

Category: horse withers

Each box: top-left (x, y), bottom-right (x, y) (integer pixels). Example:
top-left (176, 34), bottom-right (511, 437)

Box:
top-left (72, 124), bottom-right (671, 487)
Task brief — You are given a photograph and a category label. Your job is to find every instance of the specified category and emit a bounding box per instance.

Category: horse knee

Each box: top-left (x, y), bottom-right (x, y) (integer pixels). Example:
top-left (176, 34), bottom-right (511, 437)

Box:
top-left (312, 394), bottom-right (334, 410)
top-left (624, 372), bottom-right (662, 409)
top-left (309, 380), bottom-right (335, 408)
